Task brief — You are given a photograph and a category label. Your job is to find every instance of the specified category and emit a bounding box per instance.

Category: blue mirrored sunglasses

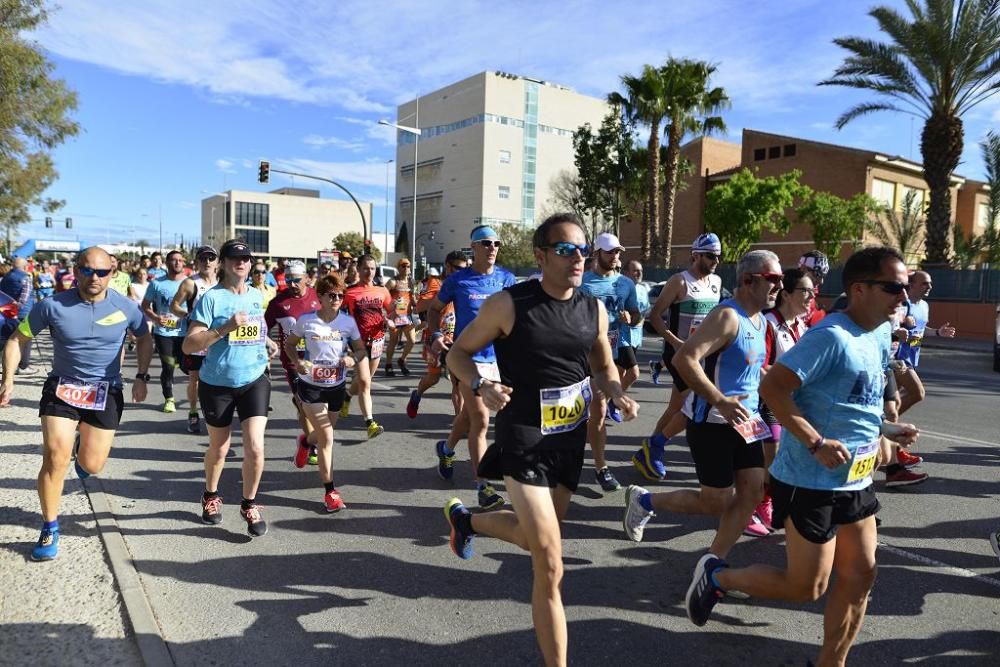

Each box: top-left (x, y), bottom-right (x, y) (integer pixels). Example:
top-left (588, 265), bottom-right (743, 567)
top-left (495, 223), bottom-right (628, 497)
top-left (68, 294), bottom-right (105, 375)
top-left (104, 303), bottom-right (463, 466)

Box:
top-left (543, 242), bottom-right (590, 257)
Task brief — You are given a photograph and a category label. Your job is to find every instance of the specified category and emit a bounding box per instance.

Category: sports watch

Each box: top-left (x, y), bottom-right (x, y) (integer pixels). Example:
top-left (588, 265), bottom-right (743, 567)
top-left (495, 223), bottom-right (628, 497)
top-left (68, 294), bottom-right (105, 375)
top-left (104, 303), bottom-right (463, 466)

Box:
top-left (471, 376), bottom-right (487, 396)
top-left (135, 372), bottom-right (151, 382)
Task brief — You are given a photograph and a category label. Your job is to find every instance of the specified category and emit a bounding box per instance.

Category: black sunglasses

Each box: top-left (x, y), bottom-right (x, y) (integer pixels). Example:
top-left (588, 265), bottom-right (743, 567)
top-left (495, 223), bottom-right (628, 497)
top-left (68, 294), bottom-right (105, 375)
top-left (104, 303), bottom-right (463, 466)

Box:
top-left (698, 253), bottom-right (721, 261)
top-left (78, 267), bottom-right (112, 278)
top-left (863, 280), bottom-right (909, 295)
top-left (476, 240), bottom-right (502, 249)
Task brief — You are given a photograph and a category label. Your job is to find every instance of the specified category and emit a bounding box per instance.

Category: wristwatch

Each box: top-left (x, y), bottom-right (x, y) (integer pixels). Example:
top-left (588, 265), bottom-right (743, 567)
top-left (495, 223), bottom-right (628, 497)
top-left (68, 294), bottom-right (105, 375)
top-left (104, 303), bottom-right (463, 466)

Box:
top-left (135, 372), bottom-right (151, 382)
top-left (471, 376), bottom-right (487, 396)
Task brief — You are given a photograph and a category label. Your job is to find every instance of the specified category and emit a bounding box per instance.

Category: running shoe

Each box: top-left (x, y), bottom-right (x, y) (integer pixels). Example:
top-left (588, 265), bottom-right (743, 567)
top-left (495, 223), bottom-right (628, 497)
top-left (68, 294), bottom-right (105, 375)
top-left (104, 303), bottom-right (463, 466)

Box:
top-left (477, 483), bottom-right (505, 510)
top-left (162, 397), bottom-right (176, 414)
top-left (398, 359), bottom-right (410, 376)
top-left (435, 440), bottom-right (455, 480)
top-left (187, 412), bottom-right (200, 434)
top-left (384, 362), bottom-right (395, 377)
top-left (755, 496), bottom-right (774, 532)
top-left (127, 341), bottom-right (135, 352)
top-left (885, 468), bottom-right (929, 487)
top-left (30, 527), bottom-right (60, 561)
top-left (631, 439), bottom-right (666, 481)
top-left (240, 502), bottom-right (268, 537)
top-left (685, 553), bottom-right (728, 627)
top-left (16, 365), bottom-right (39, 376)
top-left (595, 466), bottom-right (621, 493)
top-left (366, 420), bottom-right (384, 440)
top-left (323, 489), bottom-right (346, 513)
top-left (307, 446), bottom-right (318, 465)
top-left (623, 485), bottom-right (654, 542)
top-left (293, 434), bottom-right (310, 469)
top-left (443, 497), bottom-right (475, 559)
top-left (896, 448), bottom-right (923, 468)
top-left (406, 390), bottom-right (421, 419)
top-left (743, 513), bottom-right (770, 537)
top-left (606, 401), bottom-right (623, 424)
top-left (339, 397), bottom-right (351, 419)
top-left (649, 360), bottom-right (662, 385)
top-left (990, 531), bottom-right (1000, 564)
top-left (201, 495), bottom-right (223, 525)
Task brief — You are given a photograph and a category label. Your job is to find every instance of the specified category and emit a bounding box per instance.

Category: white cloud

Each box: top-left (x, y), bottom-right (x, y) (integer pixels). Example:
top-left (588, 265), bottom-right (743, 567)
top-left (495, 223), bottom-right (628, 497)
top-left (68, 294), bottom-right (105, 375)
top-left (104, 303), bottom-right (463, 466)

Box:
top-left (302, 134), bottom-right (366, 151)
top-left (275, 157), bottom-right (398, 189)
top-left (177, 201), bottom-right (197, 210)
top-left (215, 158), bottom-right (237, 173)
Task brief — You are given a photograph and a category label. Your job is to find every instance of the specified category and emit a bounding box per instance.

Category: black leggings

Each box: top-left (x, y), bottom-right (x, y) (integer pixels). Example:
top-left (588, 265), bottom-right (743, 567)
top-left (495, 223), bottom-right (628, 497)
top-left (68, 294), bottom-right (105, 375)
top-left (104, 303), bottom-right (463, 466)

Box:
top-left (153, 334), bottom-right (184, 399)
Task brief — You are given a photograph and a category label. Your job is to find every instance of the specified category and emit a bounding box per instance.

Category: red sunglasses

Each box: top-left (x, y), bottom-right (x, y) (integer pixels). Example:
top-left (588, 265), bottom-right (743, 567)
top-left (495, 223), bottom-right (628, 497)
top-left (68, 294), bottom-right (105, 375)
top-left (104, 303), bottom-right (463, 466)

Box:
top-left (752, 272), bottom-right (784, 285)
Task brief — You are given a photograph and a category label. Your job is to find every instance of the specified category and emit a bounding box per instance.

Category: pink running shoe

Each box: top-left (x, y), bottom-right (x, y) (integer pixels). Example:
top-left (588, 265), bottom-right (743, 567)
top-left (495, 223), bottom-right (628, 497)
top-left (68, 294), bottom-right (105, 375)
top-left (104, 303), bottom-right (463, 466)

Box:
top-left (755, 496), bottom-right (774, 532)
top-left (743, 513), bottom-right (770, 537)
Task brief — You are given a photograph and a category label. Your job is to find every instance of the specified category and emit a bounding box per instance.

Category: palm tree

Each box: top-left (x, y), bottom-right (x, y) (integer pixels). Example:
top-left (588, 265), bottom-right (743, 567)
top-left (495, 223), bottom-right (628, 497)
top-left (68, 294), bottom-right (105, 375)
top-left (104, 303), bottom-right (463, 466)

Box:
top-left (980, 130), bottom-right (1000, 265)
top-left (820, 0), bottom-right (1000, 266)
top-left (865, 189), bottom-right (926, 265)
top-left (658, 59), bottom-right (729, 265)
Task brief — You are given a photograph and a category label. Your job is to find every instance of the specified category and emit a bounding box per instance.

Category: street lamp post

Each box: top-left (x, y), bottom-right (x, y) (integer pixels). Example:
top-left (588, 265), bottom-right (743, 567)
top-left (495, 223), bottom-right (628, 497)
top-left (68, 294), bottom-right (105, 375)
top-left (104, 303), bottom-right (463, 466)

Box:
top-left (384, 159), bottom-right (393, 260)
top-left (379, 97), bottom-right (420, 271)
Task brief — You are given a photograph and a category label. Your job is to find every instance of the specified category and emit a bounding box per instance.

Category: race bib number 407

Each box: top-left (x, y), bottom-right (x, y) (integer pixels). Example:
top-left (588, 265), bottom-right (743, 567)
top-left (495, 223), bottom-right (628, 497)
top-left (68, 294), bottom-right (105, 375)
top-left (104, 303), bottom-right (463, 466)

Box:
top-left (539, 377), bottom-right (592, 435)
top-left (56, 378), bottom-right (109, 411)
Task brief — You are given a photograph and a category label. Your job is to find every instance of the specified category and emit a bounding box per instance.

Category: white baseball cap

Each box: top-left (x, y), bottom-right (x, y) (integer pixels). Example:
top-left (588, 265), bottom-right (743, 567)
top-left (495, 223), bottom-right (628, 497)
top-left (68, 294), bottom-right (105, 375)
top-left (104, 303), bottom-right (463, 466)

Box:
top-left (595, 232), bottom-right (625, 253)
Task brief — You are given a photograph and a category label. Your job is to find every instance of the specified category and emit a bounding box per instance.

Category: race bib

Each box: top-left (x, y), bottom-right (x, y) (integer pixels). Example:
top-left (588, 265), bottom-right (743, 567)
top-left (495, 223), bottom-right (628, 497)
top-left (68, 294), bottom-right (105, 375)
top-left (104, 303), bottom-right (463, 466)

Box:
top-left (909, 329), bottom-right (924, 348)
top-left (310, 360), bottom-right (345, 386)
top-left (845, 440), bottom-right (879, 485)
top-left (228, 316), bottom-right (265, 346)
top-left (734, 414), bottom-right (770, 443)
top-left (368, 337), bottom-right (385, 359)
top-left (56, 378), bottom-right (109, 411)
top-left (539, 377), bottom-right (592, 435)
top-left (394, 315), bottom-right (412, 327)
top-left (296, 337), bottom-right (306, 352)
top-left (161, 314), bottom-right (180, 329)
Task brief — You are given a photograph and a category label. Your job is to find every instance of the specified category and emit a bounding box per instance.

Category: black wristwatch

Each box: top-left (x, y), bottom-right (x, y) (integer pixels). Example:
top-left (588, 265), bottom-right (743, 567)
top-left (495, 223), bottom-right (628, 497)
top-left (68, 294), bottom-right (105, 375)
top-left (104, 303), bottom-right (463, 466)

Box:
top-left (471, 376), bottom-right (487, 396)
top-left (135, 372), bottom-right (151, 382)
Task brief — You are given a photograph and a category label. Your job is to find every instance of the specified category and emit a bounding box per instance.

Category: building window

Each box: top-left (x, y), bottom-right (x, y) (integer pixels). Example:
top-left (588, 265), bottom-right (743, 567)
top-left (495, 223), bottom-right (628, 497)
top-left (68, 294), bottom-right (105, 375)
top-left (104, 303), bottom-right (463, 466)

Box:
top-left (898, 185), bottom-right (925, 211)
top-left (235, 228), bottom-right (269, 254)
top-left (498, 185), bottom-right (511, 200)
top-left (871, 178), bottom-right (896, 208)
top-left (978, 202), bottom-right (991, 229)
top-left (753, 148), bottom-right (766, 161)
top-left (499, 150), bottom-right (511, 164)
top-left (235, 202), bottom-right (269, 228)
top-left (768, 146), bottom-right (781, 159)
top-left (783, 144), bottom-right (797, 157)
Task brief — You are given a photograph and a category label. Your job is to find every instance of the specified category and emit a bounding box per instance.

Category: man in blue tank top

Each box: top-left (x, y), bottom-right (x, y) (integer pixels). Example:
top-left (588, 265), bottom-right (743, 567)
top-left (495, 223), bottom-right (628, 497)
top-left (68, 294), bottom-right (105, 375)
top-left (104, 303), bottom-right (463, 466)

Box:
top-left (685, 246), bottom-right (920, 666)
top-left (624, 250), bottom-right (779, 562)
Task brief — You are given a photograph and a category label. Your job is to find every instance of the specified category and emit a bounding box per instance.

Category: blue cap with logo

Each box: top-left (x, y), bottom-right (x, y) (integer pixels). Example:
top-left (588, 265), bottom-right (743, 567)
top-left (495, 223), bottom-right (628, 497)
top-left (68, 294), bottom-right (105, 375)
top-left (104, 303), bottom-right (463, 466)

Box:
top-left (471, 226), bottom-right (498, 242)
top-left (692, 233), bottom-right (722, 254)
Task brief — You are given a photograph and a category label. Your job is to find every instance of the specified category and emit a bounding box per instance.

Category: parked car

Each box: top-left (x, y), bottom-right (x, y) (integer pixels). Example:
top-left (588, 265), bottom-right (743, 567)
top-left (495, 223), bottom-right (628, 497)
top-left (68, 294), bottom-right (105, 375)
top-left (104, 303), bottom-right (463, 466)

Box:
top-left (994, 303), bottom-right (999, 373)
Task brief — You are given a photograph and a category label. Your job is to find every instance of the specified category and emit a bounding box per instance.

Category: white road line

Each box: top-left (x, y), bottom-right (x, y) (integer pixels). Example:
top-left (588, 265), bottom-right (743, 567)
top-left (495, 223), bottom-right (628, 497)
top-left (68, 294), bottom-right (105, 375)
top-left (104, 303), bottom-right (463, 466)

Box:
top-left (918, 429), bottom-right (998, 447)
top-left (877, 542), bottom-right (1000, 590)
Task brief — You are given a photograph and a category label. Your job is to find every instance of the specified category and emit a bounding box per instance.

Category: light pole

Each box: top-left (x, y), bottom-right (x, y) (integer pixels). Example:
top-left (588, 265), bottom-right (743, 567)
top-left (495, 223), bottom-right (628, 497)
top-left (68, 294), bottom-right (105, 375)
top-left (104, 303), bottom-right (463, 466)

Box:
top-left (379, 97), bottom-right (420, 270)
top-left (383, 158), bottom-right (393, 260)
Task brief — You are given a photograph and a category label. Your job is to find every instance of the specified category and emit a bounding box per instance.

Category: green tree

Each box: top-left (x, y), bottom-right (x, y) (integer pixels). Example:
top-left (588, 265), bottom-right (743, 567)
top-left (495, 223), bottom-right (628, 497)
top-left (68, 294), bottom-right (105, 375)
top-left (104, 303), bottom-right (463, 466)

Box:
top-left (864, 189), bottom-right (926, 266)
top-left (496, 223), bottom-right (536, 271)
top-left (572, 111), bottom-right (638, 238)
top-left (951, 224), bottom-right (983, 268)
top-left (0, 0), bottom-right (80, 255)
top-left (819, 0), bottom-right (1000, 266)
top-left (797, 192), bottom-right (880, 260)
top-left (703, 169), bottom-right (812, 262)
top-left (978, 130), bottom-right (1000, 265)
top-left (331, 231), bottom-right (381, 262)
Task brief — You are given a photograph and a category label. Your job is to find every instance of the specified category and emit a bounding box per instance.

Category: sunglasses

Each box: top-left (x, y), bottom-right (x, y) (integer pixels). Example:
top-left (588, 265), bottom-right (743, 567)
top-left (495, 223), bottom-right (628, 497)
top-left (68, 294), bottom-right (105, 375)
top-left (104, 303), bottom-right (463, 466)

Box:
top-left (321, 292), bottom-right (344, 300)
top-left (78, 267), bottom-right (112, 278)
top-left (198, 254), bottom-right (218, 262)
top-left (863, 280), bottom-right (909, 295)
top-left (285, 277), bottom-right (303, 284)
top-left (542, 242), bottom-right (591, 257)
top-left (476, 240), bottom-right (502, 249)
top-left (752, 272), bottom-right (785, 285)
top-left (698, 253), bottom-right (721, 261)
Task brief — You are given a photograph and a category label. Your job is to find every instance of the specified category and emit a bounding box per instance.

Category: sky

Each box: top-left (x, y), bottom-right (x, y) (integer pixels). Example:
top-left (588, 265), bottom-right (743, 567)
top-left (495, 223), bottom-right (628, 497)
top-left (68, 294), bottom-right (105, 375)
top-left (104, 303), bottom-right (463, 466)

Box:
top-left (19, 0), bottom-right (1000, 250)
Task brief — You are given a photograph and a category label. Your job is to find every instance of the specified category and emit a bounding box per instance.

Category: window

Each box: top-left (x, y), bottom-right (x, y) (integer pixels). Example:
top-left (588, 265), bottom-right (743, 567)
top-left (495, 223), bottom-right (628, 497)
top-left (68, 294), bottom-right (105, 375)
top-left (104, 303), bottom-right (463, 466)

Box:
top-left (235, 228), bottom-right (269, 254)
top-left (898, 185), bottom-right (925, 211)
top-left (783, 144), bottom-right (797, 157)
top-left (753, 148), bottom-right (766, 161)
top-left (498, 185), bottom-right (511, 200)
top-left (871, 178), bottom-right (896, 208)
top-left (979, 202), bottom-right (992, 228)
top-left (499, 150), bottom-right (511, 164)
top-left (768, 146), bottom-right (781, 159)
top-left (235, 202), bottom-right (269, 228)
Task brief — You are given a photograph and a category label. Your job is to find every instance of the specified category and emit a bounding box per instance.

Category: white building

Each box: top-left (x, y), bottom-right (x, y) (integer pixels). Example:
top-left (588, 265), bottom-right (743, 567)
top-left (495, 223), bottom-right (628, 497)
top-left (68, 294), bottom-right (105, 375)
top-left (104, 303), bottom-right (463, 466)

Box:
top-left (201, 187), bottom-right (373, 260)
top-left (390, 71), bottom-right (610, 263)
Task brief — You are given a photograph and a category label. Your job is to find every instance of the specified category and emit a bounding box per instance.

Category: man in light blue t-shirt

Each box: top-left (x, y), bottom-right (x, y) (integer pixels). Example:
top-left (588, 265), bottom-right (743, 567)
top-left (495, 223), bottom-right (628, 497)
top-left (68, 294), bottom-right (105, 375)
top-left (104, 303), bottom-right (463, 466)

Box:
top-left (687, 246), bottom-right (920, 667)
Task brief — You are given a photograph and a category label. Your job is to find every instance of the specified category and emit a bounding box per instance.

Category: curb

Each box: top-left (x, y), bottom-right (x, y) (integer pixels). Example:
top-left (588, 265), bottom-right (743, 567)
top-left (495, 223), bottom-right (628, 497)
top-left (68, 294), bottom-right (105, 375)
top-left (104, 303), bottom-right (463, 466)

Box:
top-left (85, 477), bottom-right (174, 667)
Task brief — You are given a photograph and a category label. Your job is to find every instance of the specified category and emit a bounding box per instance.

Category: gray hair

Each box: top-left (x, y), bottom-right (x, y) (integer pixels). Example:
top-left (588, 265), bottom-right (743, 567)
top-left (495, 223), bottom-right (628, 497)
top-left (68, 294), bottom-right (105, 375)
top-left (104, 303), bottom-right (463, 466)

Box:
top-left (737, 249), bottom-right (779, 278)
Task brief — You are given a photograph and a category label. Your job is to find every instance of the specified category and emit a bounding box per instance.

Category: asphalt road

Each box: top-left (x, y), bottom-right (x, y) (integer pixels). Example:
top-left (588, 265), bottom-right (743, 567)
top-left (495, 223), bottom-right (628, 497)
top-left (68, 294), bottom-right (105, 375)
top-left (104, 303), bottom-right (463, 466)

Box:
top-left (15, 336), bottom-right (1000, 665)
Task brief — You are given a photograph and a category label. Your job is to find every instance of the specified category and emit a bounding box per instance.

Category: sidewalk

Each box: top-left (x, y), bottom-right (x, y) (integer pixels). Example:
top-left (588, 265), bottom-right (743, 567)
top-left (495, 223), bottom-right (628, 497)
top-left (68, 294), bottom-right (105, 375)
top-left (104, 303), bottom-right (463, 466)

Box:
top-left (920, 335), bottom-right (993, 353)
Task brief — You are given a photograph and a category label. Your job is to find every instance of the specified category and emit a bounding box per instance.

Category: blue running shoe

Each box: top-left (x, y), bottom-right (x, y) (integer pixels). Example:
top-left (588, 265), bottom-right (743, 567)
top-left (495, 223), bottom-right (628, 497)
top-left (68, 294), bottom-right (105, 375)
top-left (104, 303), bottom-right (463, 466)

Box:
top-left (649, 360), bottom-right (662, 385)
top-left (435, 440), bottom-right (455, 480)
top-left (606, 400), bottom-right (623, 424)
top-left (443, 497), bottom-right (474, 559)
top-left (477, 483), bottom-right (505, 509)
top-left (31, 527), bottom-right (60, 561)
top-left (632, 439), bottom-right (666, 481)
top-left (685, 553), bottom-right (728, 626)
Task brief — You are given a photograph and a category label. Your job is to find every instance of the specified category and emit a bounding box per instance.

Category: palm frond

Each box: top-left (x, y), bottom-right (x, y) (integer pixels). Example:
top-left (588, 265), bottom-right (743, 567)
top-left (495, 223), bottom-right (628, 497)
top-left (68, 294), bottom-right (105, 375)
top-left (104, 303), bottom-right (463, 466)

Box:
top-left (833, 102), bottom-right (904, 129)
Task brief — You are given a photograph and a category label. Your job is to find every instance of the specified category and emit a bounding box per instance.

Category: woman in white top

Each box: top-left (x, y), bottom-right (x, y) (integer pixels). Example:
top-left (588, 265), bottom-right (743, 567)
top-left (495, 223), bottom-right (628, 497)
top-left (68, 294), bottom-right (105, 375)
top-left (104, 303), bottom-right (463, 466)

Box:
top-left (284, 273), bottom-right (370, 512)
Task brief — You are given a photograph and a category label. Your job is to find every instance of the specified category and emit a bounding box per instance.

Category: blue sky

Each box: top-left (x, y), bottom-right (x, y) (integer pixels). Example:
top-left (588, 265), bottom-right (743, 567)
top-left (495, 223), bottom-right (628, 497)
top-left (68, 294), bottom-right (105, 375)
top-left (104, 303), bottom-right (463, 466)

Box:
top-left (22, 0), bottom-right (1000, 249)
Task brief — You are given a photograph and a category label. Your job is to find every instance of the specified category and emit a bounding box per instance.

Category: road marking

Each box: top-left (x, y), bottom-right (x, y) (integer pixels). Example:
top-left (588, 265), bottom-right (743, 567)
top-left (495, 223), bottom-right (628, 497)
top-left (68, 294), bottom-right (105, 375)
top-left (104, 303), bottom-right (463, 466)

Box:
top-left (877, 541), bottom-right (1000, 590)
top-left (918, 429), bottom-right (998, 447)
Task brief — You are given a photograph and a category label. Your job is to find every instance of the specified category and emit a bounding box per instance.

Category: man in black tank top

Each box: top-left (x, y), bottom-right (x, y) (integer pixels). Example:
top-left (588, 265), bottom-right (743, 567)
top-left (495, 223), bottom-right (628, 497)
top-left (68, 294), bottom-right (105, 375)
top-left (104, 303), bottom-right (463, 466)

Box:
top-left (441, 214), bottom-right (638, 666)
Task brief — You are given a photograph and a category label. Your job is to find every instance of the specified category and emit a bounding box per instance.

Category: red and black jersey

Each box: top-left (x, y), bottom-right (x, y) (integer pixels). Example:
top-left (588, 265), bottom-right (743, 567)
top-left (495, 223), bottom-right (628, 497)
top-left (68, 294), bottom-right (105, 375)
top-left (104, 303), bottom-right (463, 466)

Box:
top-left (343, 284), bottom-right (392, 342)
top-left (264, 287), bottom-right (320, 371)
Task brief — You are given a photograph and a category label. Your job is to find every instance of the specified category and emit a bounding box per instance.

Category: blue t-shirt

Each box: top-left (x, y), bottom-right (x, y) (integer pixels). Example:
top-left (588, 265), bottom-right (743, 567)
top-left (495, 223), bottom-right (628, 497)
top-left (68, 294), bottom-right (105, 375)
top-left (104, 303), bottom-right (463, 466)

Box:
top-left (190, 285), bottom-right (268, 388)
top-left (437, 265), bottom-right (516, 363)
top-left (19, 289), bottom-right (148, 387)
top-left (0, 268), bottom-right (35, 318)
top-left (623, 282), bottom-right (650, 348)
top-left (36, 271), bottom-right (55, 299)
top-left (147, 267), bottom-right (167, 281)
top-left (897, 299), bottom-right (929, 368)
top-left (145, 276), bottom-right (188, 337)
top-left (580, 272), bottom-right (638, 357)
top-left (769, 314), bottom-right (892, 491)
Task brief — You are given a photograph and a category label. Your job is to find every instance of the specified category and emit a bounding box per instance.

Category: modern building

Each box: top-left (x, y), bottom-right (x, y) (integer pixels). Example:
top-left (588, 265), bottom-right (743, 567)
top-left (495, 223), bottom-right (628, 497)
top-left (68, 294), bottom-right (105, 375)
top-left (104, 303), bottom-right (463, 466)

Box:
top-left (389, 71), bottom-right (610, 263)
top-left (619, 129), bottom-right (992, 266)
top-left (201, 187), bottom-right (373, 260)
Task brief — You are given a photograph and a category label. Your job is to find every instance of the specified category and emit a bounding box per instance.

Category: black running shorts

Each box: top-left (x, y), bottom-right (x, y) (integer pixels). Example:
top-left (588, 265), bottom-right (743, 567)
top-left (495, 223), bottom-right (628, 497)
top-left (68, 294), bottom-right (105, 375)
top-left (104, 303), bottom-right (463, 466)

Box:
top-left (295, 380), bottom-right (347, 413)
top-left (770, 476), bottom-right (881, 544)
top-left (660, 342), bottom-right (689, 392)
top-left (686, 421), bottom-right (765, 488)
top-left (198, 374), bottom-right (271, 428)
top-left (615, 345), bottom-right (638, 370)
top-left (39, 376), bottom-right (124, 431)
top-left (479, 423), bottom-right (587, 492)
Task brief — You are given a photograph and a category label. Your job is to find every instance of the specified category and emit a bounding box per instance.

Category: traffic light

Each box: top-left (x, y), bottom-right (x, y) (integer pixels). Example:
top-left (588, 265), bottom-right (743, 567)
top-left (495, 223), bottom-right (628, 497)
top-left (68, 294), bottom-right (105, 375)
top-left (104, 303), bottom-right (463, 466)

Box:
top-left (45, 217), bottom-right (52, 228)
top-left (65, 217), bottom-right (72, 229)
top-left (258, 160), bottom-right (270, 184)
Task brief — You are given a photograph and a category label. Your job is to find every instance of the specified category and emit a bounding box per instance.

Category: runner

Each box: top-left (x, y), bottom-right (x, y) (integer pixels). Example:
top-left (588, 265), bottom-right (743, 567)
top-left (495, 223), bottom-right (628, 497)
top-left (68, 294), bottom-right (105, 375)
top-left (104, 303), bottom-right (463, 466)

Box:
top-left (141, 250), bottom-right (189, 414)
top-left (798, 250), bottom-right (829, 328)
top-left (637, 233), bottom-right (723, 480)
top-left (623, 250), bottom-right (777, 562)
top-left (341, 254), bottom-right (393, 439)
top-left (107, 255), bottom-right (132, 297)
top-left (427, 226), bottom-right (516, 508)
top-left (682, 246), bottom-right (919, 667)
top-left (0, 256), bottom-right (37, 375)
top-left (619, 260), bottom-right (648, 392)
top-left (0, 247), bottom-right (153, 561)
top-left (264, 260), bottom-right (322, 459)
top-left (169, 246), bottom-right (219, 434)
top-left (284, 273), bottom-right (370, 511)
top-left (579, 232), bottom-right (639, 493)
top-left (895, 270), bottom-right (956, 416)
top-left (250, 262), bottom-right (277, 309)
top-left (442, 213), bottom-right (637, 666)
top-left (34, 259), bottom-right (56, 302)
top-left (147, 252), bottom-right (166, 281)
top-left (406, 252), bottom-right (467, 419)
top-left (384, 258), bottom-right (416, 377)
top-left (182, 239), bottom-right (278, 537)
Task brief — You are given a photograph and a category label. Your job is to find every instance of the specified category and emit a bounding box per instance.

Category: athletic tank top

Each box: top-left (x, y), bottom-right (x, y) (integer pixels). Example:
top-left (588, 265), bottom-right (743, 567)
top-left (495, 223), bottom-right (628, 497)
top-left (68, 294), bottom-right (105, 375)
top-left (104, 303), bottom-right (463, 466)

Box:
top-left (690, 298), bottom-right (767, 424)
top-left (668, 270), bottom-right (722, 341)
top-left (188, 275), bottom-right (215, 311)
top-left (494, 280), bottom-right (599, 450)
top-left (390, 280), bottom-right (413, 326)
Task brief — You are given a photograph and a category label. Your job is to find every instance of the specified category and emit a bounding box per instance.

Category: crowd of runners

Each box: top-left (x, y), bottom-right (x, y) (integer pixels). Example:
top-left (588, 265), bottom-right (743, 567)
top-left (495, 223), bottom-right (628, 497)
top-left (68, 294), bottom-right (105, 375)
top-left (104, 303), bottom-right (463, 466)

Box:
top-left (0, 214), bottom-right (985, 667)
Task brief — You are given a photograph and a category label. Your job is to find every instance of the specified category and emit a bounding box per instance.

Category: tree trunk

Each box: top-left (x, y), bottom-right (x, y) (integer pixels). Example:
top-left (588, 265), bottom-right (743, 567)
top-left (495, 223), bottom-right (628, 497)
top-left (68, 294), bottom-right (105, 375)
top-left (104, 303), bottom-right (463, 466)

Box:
top-left (645, 121), bottom-right (662, 265)
top-left (660, 122), bottom-right (683, 268)
top-left (921, 113), bottom-right (963, 266)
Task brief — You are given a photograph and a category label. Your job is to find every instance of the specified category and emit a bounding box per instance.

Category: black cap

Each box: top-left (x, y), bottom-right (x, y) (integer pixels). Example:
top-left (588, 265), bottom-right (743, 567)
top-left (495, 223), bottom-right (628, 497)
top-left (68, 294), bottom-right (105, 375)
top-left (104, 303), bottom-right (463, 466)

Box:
top-left (195, 245), bottom-right (218, 258)
top-left (220, 240), bottom-right (252, 259)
